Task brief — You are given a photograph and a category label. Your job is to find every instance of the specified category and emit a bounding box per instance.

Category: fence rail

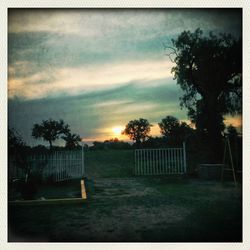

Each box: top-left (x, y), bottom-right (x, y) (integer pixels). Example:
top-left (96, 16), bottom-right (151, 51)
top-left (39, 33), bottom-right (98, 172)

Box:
top-left (9, 150), bottom-right (84, 182)
top-left (135, 143), bottom-right (187, 176)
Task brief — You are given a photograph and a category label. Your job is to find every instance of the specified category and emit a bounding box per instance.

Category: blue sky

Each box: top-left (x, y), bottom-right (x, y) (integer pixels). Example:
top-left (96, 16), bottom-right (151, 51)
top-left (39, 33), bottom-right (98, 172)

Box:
top-left (8, 9), bottom-right (242, 146)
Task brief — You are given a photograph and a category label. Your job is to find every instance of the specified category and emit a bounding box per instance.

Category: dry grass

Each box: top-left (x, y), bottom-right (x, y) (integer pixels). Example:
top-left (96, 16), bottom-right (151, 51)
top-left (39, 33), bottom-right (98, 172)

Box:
top-left (9, 177), bottom-right (242, 242)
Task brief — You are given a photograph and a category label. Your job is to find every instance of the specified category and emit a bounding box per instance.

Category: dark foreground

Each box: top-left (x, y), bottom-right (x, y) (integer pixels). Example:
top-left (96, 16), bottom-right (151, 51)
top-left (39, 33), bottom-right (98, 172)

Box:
top-left (8, 177), bottom-right (242, 242)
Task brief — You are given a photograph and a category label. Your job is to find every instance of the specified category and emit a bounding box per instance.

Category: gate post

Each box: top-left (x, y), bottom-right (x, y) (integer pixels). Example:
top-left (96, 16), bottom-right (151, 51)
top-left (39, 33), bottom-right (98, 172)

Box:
top-left (183, 142), bottom-right (187, 174)
top-left (81, 140), bottom-right (85, 176)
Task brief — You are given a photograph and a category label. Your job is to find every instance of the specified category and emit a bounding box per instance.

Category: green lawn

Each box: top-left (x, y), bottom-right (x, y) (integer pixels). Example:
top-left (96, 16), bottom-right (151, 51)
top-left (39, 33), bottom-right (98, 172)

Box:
top-left (8, 150), bottom-right (242, 242)
top-left (85, 149), bottom-right (134, 178)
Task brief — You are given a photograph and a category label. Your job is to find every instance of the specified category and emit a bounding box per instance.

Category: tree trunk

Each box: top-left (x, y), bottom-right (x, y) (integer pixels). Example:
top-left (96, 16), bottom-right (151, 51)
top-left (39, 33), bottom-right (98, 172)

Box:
top-left (135, 139), bottom-right (141, 149)
top-left (203, 94), bottom-right (224, 162)
top-left (49, 140), bottom-right (53, 151)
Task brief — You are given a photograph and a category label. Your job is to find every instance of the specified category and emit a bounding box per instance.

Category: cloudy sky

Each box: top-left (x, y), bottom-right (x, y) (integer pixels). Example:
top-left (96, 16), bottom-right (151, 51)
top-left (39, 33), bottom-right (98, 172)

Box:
top-left (8, 9), bottom-right (242, 146)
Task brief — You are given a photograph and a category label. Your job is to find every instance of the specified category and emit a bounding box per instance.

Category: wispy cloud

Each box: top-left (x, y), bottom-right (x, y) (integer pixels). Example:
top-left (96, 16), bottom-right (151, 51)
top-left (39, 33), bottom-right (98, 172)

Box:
top-left (8, 9), bottom-right (242, 144)
top-left (8, 81), bottom-right (187, 145)
top-left (8, 9), bottom-right (242, 71)
top-left (8, 59), bottom-right (173, 100)
top-left (9, 9), bottom-right (241, 37)
top-left (95, 100), bottom-right (133, 108)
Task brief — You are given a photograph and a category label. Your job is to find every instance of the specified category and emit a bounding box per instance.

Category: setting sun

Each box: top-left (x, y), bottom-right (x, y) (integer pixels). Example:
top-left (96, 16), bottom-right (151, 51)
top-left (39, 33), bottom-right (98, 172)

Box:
top-left (112, 126), bottom-right (123, 136)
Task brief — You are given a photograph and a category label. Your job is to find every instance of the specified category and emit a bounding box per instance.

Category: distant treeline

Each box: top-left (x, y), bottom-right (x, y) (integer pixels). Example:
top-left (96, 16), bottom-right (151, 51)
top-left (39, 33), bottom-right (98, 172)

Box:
top-left (8, 124), bottom-right (242, 174)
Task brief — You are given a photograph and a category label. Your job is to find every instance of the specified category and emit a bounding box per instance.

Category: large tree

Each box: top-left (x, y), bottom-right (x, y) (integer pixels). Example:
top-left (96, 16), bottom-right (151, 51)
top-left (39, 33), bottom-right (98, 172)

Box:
top-left (122, 118), bottom-right (152, 147)
top-left (158, 116), bottom-right (193, 146)
top-left (62, 132), bottom-right (81, 149)
top-left (158, 116), bottom-right (179, 137)
top-left (168, 29), bottom-right (242, 159)
top-left (32, 119), bottom-right (70, 150)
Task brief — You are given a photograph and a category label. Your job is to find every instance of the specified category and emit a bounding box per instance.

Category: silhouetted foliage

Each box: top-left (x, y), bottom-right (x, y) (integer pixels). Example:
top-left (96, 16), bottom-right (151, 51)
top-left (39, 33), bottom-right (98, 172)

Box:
top-left (91, 141), bottom-right (106, 150)
top-left (122, 118), bottom-right (152, 147)
top-left (158, 116), bottom-right (179, 137)
top-left (104, 138), bottom-right (131, 150)
top-left (62, 132), bottom-right (81, 149)
top-left (90, 138), bottom-right (131, 150)
top-left (8, 128), bottom-right (26, 154)
top-left (8, 128), bottom-right (30, 173)
top-left (142, 136), bottom-right (167, 148)
top-left (32, 119), bottom-right (70, 150)
top-left (158, 116), bottom-right (194, 146)
top-left (168, 29), bottom-right (242, 160)
top-left (30, 144), bottom-right (49, 154)
top-left (8, 128), bottom-right (39, 198)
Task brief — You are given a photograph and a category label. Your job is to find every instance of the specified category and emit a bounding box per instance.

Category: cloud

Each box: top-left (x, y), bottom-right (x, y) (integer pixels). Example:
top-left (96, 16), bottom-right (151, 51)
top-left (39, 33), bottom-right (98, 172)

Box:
top-left (8, 9), bottom-right (241, 91)
top-left (8, 80), bottom-right (187, 145)
top-left (8, 9), bottom-right (178, 36)
top-left (8, 30), bottom-right (170, 75)
top-left (111, 103), bottom-right (158, 115)
top-left (9, 9), bottom-right (241, 38)
top-left (8, 59), bottom-right (174, 100)
top-left (8, 9), bottom-right (242, 145)
top-left (95, 100), bottom-right (133, 108)
top-left (8, 9), bottom-right (242, 69)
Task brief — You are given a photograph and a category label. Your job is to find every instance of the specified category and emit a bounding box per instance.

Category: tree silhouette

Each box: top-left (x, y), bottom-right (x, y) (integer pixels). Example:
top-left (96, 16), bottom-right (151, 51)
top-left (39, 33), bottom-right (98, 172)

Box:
top-left (8, 127), bottom-right (26, 154)
top-left (158, 116), bottom-right (179, 137)
top-left (8, 128), bottom-right (31, 178)
top-left (32, 119), bottom-right (70, 150)
top-left (122, 118), bottom-right (152, 147)
top-left (158, 116), bottom-right (193, 146)
top-left (62, 132), bottom-right (81, 149)
top-left (167, 29), bottom-right (242, 159)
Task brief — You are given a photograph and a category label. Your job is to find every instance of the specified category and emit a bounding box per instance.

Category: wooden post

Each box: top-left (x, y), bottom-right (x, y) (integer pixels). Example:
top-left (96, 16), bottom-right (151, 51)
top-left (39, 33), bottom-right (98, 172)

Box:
top-left (81, 141), bottom-right (85, 177)
top-left (134, 150), bottom-right (136, 175)
top-left (81, 179), bottom-right (87, 199)
top-left (221, 139), bottom-right (227, 182)
top-left (227, 139), bottom-right (237, 187)
top-left (221, 137), bottom-right (237, 186)
top-left (183, 142), bottom-right (187, 174)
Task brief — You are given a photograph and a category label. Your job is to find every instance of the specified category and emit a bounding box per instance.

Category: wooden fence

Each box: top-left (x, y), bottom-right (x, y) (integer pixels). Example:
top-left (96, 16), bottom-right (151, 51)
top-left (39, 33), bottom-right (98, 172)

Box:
top-left (135, 143), bottom-right (187, 175)
top-left (9, 150), bottom-right (84, 182)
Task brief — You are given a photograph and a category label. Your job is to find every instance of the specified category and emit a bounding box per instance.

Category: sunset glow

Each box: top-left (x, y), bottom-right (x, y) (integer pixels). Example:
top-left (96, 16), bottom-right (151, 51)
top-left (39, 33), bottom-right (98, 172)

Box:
top-left (8, 9), bottom-right (242, 145)
top-left (112, 126), bottom-right (123, 137)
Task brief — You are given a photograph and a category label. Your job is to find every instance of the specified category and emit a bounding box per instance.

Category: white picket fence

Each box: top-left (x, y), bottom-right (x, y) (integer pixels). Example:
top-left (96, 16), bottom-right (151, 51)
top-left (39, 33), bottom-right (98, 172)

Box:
top-left (9, 150), bottom-right (84, 182)
top-left (135, 143), bottom-right (187, 175)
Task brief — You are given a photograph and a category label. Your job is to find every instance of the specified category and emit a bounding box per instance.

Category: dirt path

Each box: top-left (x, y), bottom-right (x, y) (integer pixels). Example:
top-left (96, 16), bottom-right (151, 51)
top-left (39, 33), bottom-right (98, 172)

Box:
top-left (90, 178), bottom-right (160, 199)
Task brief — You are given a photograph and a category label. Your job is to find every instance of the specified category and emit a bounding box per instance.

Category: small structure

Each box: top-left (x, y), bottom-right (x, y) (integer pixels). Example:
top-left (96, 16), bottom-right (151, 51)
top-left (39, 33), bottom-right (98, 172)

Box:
top-left (198, 164), bottom-right (223, 180)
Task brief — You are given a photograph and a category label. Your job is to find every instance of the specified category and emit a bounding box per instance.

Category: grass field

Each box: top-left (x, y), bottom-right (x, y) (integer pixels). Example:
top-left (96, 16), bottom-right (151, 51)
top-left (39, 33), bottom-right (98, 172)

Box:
top-left (8, 150), bottom-right (242, 242)
top-left (85, 149), bottom-right (134, 178)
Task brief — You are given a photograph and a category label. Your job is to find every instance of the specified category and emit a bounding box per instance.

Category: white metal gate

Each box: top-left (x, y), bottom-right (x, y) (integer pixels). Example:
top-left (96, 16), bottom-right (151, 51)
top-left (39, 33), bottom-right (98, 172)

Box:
top-left (135, 142), bottom-right (187, 175)
top-left (9, 150), bottom-right (85, 182)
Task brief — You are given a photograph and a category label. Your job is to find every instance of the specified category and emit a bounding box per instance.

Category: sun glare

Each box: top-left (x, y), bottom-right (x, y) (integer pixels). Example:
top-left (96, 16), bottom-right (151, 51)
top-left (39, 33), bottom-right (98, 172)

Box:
top-left (112, 126), bottom-right (123, 136)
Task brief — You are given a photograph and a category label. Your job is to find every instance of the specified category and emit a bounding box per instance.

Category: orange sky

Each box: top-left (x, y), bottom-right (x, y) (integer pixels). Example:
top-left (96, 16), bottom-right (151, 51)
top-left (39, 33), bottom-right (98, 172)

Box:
top-left (82, 115), bottom-right (242, 144)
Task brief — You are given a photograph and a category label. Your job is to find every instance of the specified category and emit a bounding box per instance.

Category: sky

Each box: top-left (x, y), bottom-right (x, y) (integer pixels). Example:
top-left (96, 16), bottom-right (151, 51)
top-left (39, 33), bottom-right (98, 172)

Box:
top-left (8, 8), bottom-right (242, 146)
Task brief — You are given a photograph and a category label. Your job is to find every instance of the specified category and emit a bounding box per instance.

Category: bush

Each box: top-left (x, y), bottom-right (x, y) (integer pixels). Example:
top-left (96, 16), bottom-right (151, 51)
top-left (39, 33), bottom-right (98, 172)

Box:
top-left (20, 179), bottom-right (38, 200)
top-left (19, 172), bottom-right (43, 200)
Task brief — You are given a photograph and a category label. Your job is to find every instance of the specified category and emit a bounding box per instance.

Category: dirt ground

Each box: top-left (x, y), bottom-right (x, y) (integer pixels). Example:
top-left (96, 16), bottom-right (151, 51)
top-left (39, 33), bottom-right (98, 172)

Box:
top-left (8, 177), bottom-right (242, 242)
